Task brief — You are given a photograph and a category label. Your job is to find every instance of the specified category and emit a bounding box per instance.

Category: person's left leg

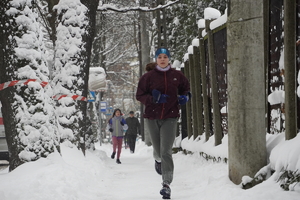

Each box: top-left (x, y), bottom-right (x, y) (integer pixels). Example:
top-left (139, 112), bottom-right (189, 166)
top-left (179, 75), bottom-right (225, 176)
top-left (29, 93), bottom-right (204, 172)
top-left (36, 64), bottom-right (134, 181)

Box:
top-left (127, 134), bottom-right (134, 152)
top-left (116, 137), bottom-right (123, 159)
top-left (116, 137), bottom-right (123, 164)
top-left (124, 134), bottom-right (128, 149)
top-left (145, 119), bottom-right (161, 162)
top-left (159, 118), bottom-right (177, 184)
top-left (132, 135), bottom-right (137, 152)
top-left (111, 136), bottom-right (117, 159)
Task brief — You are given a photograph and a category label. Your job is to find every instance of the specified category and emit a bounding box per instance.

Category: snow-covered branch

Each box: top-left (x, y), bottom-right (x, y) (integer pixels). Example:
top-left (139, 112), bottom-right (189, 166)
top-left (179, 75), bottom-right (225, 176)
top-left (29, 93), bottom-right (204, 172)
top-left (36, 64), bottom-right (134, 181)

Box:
top-left (97, 0), bottom-right (181, 13)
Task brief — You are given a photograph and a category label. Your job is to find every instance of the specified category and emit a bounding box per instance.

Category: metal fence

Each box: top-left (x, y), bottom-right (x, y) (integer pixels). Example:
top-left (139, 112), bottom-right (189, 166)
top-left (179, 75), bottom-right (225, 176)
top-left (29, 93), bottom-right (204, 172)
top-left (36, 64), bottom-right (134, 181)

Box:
top-left (182, 0), bottom-right (300, 143)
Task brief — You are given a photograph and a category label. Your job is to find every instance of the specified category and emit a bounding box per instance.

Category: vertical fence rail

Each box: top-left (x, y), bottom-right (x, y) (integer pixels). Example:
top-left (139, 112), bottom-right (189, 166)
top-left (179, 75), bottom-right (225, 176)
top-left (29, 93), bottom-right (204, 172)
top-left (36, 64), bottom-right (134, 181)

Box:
top-left (182, 1), bottom-right (300, 145)
top-left (184, 60), bottom-right (193, 139)
top-left (206, 20), bottom-right (223, 146)
top-left (296, 0), bottom-right (300, 132)
top-left (193, 45), bottom-right (204, 137)
top-left (213, 27), bottom-right (227, 136)
top-left (189, 52), bottom-right (200, 139)
top-left (199, 28), bottom-right (211, 141)
top-left (268, 0), bottom-right (284, 134)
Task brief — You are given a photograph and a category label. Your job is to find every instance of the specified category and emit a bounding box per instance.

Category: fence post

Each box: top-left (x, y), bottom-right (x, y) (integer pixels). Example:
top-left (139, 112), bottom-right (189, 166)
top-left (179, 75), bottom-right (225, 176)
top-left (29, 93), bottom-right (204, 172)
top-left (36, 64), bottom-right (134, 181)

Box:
top-left (188, 47), bottom-right (199, 139)
top-left (199, 27), bottom-right (212, 142)
top-left (206, 20), bottom-right (223, 146)
top-left (180, 66), bottom-right (188, 140)
top-left (284, 0), bottom-right (297, 140)
top-left (184, 59), bottom-right (193, 139)
top-left (193, 44), bottom-right (204, 136)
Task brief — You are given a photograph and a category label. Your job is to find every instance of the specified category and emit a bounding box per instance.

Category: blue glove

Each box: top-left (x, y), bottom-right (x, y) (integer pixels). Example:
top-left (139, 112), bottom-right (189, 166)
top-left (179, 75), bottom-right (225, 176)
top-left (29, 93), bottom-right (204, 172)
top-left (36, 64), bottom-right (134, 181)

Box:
top-left (120, 121), bottom-right (124, 126)
top-left (152, 89), bottom-right (169, 103)
top-left (178, 95), bottom-right (189, 105)
top-left (178, 92), bottom-right (191, 105)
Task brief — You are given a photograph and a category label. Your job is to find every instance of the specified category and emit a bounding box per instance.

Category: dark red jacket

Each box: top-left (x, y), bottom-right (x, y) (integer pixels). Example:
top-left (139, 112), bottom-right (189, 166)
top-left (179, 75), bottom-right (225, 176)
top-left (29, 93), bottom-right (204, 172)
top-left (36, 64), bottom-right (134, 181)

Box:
top-left (136, 67), bottom-right (190, 120)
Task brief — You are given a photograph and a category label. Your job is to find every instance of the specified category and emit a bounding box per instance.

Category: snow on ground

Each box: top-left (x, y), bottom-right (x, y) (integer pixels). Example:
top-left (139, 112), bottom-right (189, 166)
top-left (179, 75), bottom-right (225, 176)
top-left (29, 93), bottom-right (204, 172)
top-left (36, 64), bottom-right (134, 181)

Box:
top-left (0, 140), bottom-right (299, 200)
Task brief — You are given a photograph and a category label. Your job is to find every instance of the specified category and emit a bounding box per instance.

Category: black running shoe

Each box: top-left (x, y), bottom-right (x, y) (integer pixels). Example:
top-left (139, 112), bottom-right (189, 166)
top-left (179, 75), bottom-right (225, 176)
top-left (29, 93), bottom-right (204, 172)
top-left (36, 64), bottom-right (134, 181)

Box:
top-left (160, 182), bottom-right (171, 199)
top-left (111, 152), bottom-right (116, 159)
top-left (116, 159), bottom-right (121, 164)
top-left (155, 160), bottom-right (162, 175)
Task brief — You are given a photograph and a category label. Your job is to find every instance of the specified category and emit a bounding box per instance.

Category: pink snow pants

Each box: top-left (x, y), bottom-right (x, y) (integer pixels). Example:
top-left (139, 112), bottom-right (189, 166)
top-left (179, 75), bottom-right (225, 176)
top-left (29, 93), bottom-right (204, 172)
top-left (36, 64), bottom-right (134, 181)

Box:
top-left (112, 136), bottom-right (123, 159)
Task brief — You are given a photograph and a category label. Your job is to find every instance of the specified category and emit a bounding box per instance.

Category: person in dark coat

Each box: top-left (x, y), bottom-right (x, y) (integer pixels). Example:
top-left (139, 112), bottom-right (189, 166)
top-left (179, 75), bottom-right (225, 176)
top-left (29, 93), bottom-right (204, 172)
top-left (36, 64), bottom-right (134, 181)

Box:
top-left (125, 111), bottom-right (140, 153)
top-left (136, 48), bottom-right (190, 199)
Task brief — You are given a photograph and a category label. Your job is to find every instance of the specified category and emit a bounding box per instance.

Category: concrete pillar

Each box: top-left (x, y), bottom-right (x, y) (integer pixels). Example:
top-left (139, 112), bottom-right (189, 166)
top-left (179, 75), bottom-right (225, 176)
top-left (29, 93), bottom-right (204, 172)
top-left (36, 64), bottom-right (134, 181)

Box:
top-left (227, 0), bottom-right (267, 184)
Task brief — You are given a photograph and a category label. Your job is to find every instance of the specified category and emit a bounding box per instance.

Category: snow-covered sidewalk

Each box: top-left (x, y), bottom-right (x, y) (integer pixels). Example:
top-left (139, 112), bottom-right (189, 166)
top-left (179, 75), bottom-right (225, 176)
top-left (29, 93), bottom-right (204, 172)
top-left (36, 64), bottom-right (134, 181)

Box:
top-left (0, 140), bottom-right (299, 200)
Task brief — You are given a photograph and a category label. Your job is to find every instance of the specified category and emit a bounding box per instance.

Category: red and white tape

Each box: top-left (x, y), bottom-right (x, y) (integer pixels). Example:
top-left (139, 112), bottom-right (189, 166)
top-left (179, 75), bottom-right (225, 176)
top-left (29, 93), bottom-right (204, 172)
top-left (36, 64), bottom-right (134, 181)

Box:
top-left (0, 79), bottom-right (48, 91)
top-left (52, 94), bottom-right (87, 101)
top-left (0, 79), bottom-right (87, 102)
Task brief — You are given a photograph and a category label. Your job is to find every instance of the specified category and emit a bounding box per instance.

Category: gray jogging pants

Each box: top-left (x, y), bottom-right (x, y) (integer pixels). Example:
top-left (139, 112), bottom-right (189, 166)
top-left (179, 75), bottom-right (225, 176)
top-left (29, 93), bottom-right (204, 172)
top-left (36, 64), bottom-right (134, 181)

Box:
top-left (145, 118), bottom-right (177, 184)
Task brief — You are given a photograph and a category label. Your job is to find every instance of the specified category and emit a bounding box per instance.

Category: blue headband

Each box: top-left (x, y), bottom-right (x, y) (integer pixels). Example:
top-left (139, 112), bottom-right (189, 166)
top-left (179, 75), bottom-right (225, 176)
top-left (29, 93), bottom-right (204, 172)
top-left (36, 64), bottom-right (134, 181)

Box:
top-left (155, 48), bottom-right (170, 59)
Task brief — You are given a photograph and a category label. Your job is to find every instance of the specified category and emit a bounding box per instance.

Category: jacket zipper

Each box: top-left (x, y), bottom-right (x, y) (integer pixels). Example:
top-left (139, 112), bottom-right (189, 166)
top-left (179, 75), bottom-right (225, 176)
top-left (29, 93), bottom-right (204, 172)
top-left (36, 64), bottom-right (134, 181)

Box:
top-left (116, 120), bottom-right (119, 136)
top-left (160, 71), bottom-right (167, 119)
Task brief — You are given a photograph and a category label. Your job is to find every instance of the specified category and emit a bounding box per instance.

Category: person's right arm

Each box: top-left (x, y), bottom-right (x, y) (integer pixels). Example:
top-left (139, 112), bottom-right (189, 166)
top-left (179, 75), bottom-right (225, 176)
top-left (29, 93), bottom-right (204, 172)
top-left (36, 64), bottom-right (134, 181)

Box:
top-left (136, 74), bottom-right (153, 106)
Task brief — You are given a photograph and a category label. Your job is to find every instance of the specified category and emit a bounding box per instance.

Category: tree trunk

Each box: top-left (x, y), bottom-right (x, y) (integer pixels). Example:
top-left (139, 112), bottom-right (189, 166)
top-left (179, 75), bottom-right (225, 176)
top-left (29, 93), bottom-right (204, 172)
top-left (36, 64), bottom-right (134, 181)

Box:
top-left (91, 12), bottom-right (106, 69)
top-left (156, 0), bottom-right (167, 47)
top-left (140, 1), bottom-right (151, 72)
top-left (227, 0), bottom-right (267, 184)
top-left (139, 0), bottom-right (151, 144)
top-left (81, 0), bottom-right (100, 152)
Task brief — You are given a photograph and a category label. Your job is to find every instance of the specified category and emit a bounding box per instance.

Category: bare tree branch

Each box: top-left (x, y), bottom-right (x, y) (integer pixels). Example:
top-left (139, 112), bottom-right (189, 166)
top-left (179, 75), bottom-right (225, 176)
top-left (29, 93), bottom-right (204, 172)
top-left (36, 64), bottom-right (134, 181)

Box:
top-left (97, 0), bottom-right (181, 13)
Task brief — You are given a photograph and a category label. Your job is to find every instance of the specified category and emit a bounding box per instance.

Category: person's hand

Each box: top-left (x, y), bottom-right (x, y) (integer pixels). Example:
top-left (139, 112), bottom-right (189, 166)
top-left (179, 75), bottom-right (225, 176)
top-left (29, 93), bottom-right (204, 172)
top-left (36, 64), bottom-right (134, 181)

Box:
top-left (178, 95), bottom-right (189, 105)
top-left (152, 89), bottom-right (169, 103)
top-left (120, 121), bottom-right (124, 126)
top-left (109, 128), bottom-right (113, 132)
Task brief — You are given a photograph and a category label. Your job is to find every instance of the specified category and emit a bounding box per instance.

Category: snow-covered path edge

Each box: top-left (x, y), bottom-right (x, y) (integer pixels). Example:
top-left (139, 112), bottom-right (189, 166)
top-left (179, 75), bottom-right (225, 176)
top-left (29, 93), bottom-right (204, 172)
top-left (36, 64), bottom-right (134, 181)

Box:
top-left (0, 140), bottom-right (299, 200)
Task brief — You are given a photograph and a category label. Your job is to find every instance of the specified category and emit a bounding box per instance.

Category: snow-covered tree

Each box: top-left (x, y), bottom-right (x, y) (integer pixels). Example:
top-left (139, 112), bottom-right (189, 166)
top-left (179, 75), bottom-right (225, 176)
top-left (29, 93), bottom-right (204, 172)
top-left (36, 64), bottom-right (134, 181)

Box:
top-left (0, 0), bottom-right (59, 171)
top-left (52, 0), bottom-right (89, 152)
top-left (52, 0), bottom-right (100, 154)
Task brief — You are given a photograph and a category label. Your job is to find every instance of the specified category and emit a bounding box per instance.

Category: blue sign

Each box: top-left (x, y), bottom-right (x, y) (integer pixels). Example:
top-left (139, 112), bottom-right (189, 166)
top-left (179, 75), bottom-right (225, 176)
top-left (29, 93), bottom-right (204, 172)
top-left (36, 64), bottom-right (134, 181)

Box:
top-left (100, 102), bottom-right (107, 112)
top-left (88, 91), bottom-right (96, 102)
